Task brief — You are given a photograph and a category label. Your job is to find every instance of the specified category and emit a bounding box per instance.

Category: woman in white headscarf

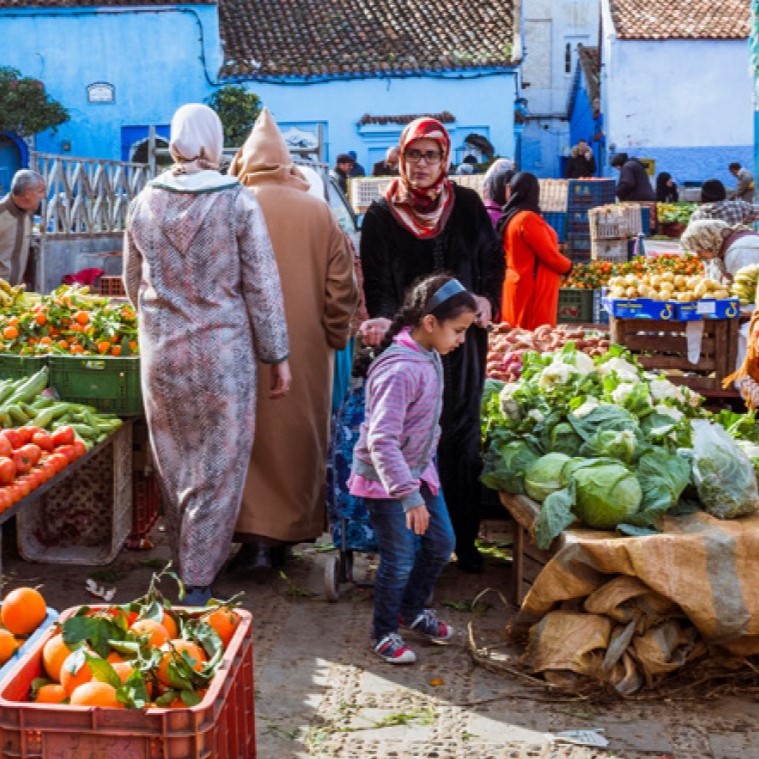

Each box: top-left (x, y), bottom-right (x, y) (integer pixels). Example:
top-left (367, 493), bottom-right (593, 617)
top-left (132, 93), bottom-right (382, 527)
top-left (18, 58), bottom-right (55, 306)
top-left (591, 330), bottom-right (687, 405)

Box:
top-left (680, 218), bottom-right (759, 280)
top-left (124, 103), bottom-right (291, 603)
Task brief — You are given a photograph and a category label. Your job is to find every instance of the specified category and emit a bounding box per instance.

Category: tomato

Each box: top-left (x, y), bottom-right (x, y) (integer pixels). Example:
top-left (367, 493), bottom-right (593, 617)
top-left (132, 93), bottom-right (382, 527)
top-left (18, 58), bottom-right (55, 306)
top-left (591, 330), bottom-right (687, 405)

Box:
top-left (72, 440), bottom-right (87, 460)
top-left (1, 429), bottom-right (23, 450)
top-left (0, 457), bottom-right (15, 486)
top-left (47, 453), bottom-right (69, 473)
top-left (13, 479), bottom-right (30, 498)
top-left (15, 428), bottom-right (34, 446)
top-left (12, 449), bottom-right (33, 475)
top-left (51, 426), bottom-right (75, 447)
top-left (31, 432), bottom-right (54, 452)
top-left (0, 436), bottom-right (12, 458)
top-left (55, 445), bottom-right (77, 464)
top-left (19, 444), bottom-right (41, 467)
top-left (0, 489), bottom-right (12, 512)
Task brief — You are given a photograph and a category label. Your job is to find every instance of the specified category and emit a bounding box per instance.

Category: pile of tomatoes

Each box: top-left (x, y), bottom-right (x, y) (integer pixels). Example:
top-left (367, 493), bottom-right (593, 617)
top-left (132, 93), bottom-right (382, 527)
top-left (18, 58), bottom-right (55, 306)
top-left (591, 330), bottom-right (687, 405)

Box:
top-left (0, 425), bottom-right (84, 511)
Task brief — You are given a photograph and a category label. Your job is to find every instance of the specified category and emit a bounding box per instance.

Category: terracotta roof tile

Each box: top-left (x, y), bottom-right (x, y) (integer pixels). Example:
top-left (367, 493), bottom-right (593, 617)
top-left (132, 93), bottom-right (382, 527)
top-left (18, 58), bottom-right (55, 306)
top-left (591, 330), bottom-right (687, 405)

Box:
top-left (218, 0), bottom-right (519, 79)
top-left (610, 0), bottom-right (750, 40)
top-left (0, 0), bottom-right (212, 5)
top-left (577, 45), bottom-right (600, 103)
top-left (358, 111), bottom-right (456, 126)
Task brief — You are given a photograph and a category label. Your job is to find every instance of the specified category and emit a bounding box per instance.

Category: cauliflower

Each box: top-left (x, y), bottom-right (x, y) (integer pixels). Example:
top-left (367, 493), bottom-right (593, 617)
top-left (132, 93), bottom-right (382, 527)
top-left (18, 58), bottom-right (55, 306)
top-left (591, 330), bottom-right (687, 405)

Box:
top-left (654, 404), bottom-right (684, 422)
top-left (568, 350), bottom-right (595, 374)
top-left (499, 383), bottom-right (522, 419)
top-left (573, 397), bottom-right (601, 418)
top-left (650, 378), bottom-right (685, 403)
top-left (527, 408), bottom-right (546, 423)
top-left (538, 360), bottom-right (576, 390)
top-left (596, 357), bottom-right (640, 383)
top-left (610, 382), bottom-right (636, 405)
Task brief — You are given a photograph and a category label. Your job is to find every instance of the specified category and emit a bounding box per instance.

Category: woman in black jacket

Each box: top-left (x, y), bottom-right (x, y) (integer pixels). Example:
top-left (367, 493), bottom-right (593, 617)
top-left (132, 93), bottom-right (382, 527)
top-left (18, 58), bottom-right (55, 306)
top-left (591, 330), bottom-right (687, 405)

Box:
top-left (656, 172), bottom-right (679, 203)
top-left (359, 117), bottom-right (505, 573)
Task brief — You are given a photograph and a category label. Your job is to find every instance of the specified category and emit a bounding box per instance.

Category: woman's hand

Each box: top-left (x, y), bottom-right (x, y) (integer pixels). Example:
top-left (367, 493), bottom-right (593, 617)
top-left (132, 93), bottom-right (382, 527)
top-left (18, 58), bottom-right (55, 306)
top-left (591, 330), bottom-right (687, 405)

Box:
top-left (406, 504), bottom-right (430, 535)
top-left (269, 360), bottom-right (292, 399)
top-left (472, 295), bottom-right (492, 329)
top-left (359, 317), bottom-right (392, 347)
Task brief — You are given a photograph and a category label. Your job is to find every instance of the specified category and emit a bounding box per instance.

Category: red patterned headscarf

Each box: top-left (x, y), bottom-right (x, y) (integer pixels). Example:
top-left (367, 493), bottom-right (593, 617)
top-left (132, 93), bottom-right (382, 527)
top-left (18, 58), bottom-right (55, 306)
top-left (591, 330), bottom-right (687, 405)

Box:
top-left (383, 117), bottom-right (455, 239)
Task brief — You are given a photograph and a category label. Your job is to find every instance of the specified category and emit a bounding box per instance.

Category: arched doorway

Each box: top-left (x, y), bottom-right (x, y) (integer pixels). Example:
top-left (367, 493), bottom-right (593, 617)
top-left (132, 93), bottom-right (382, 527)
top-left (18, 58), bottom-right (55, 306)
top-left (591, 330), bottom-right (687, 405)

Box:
top-left (0, 133), bottom-right (24, 195)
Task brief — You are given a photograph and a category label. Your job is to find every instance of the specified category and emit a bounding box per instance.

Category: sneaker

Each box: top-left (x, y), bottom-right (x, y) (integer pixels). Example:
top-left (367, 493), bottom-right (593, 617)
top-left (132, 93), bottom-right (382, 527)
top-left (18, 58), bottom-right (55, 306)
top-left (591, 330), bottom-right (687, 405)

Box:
top-left (403, 609), bottom-right (454, 642)
top-left (372, 633), bottom-right (417, 664)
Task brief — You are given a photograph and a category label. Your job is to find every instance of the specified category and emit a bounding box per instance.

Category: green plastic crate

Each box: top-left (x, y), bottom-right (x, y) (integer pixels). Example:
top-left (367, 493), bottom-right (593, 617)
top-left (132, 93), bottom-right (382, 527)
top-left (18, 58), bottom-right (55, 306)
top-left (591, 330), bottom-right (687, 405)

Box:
top-left (557, 288), bottom-right (595, 324)
top-left (48, 355), bottom-right (143, 415)
top-left (0, 354), bottom-right (48, 381)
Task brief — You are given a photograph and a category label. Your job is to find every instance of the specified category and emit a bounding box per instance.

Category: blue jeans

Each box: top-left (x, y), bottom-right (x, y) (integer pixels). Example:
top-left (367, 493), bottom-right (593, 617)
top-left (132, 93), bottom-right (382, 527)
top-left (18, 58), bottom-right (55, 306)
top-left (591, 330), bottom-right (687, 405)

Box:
top-left (366, 487), bottom-right (456, 641)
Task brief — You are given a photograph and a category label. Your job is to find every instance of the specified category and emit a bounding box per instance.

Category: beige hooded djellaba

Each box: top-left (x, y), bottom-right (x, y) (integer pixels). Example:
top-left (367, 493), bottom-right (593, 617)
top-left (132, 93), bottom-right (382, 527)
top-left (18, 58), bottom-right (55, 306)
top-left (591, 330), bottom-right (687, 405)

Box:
top-left (229, 108), bottom-right (358, 543)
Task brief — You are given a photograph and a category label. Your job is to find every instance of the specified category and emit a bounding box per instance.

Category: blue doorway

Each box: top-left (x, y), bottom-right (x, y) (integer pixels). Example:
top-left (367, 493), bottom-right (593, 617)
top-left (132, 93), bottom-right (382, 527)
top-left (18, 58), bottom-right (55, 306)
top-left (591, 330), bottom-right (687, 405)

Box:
top-left (0, 134), bottom-right (23, 195)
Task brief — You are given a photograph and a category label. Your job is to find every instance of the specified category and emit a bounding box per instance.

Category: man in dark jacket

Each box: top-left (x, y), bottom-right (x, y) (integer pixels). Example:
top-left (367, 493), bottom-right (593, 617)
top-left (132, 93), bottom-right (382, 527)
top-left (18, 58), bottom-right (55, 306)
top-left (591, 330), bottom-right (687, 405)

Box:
top-left (565, 139), bottom-right (596, 178)
top-left (610, 153), bottom-right (656, 201)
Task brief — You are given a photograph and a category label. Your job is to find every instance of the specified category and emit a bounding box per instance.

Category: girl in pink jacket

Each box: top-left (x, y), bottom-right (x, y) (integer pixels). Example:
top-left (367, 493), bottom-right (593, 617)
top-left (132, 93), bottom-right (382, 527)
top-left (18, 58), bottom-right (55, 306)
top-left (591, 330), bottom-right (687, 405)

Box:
top-left (349, 274), bottom-right (477, 664)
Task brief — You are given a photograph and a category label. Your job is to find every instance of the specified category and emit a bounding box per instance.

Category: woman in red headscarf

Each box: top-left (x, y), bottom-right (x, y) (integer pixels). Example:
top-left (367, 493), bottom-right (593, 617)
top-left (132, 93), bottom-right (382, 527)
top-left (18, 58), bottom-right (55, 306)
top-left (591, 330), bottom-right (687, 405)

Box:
top-left (359, 118), bottom-right (505, 573)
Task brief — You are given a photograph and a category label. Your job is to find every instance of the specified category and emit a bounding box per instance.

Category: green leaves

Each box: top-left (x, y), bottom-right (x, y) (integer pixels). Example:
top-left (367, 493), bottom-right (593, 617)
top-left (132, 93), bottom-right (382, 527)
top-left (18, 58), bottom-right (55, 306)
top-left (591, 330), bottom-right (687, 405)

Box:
top-left (204, 85), bottom-right (262, 147)
top-left (0, 66), bottom-right (69, 136)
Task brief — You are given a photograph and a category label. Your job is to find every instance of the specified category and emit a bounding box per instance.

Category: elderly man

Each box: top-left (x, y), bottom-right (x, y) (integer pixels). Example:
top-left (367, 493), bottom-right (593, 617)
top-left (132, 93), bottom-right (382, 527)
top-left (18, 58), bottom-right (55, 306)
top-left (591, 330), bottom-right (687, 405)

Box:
top-left (728, 162), bottom-right (755, 202)
top-left (371, 146), bottom-right (399, 177)
top-left (0, 170), bottom-right (46, 285)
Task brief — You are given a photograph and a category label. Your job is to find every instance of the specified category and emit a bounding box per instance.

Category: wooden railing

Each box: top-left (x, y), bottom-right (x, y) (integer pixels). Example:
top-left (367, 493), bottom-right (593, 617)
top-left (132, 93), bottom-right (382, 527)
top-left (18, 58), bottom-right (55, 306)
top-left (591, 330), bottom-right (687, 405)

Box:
top-left (31, 152), bottom-right (152, 235)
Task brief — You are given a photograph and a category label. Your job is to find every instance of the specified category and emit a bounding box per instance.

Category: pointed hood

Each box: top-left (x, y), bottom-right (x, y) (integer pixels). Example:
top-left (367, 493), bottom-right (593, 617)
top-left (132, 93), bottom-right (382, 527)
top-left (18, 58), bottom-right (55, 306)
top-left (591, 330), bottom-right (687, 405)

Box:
top-left (228, 107), bottom-right (309, 192)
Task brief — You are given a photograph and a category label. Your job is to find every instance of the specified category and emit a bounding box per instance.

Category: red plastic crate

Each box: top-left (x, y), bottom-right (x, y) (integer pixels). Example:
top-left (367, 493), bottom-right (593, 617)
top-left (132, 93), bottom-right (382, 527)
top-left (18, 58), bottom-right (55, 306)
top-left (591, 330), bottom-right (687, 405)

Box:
top-left (126, 474), bottom-right (161, 550)
top-left (0, 606), bottom-right (256, 758)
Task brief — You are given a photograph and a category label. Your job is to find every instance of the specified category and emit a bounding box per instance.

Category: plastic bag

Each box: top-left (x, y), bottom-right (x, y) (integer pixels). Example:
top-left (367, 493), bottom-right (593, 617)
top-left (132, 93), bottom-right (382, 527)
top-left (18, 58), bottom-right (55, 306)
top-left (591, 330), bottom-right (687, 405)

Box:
top-left (691, 419), bottom-right (759, 519)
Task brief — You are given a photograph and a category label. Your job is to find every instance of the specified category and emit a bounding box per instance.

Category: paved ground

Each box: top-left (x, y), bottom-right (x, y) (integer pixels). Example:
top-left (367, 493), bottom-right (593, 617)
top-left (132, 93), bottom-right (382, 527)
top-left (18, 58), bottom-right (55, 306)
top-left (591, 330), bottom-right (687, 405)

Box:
top-left (3, 518), bottom-right (759, 759)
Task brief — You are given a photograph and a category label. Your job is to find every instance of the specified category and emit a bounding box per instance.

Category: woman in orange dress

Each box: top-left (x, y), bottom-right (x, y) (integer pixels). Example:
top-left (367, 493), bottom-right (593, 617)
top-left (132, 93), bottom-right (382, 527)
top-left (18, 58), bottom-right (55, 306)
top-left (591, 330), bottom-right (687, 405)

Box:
top-left (499, 172), bottom-right (572, 329)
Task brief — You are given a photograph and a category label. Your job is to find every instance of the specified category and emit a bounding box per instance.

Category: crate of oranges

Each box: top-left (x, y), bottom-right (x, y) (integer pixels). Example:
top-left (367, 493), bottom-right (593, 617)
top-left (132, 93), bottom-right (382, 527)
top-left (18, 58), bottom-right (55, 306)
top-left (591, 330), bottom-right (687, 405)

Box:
top-left (0, 573), bottom-right (255, 759)
top-left (0, 587), bottom-right (57, 686)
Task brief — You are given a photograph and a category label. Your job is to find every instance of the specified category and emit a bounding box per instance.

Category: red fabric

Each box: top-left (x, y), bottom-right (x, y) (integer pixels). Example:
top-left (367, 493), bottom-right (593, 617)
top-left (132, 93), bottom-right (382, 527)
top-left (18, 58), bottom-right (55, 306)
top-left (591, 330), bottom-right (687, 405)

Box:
top-left (383, 117), bottom-right (454, 239)
top-left (500, 211), bottom-right (572, 329)
top-left (62, 267), bottom-right (104, 286)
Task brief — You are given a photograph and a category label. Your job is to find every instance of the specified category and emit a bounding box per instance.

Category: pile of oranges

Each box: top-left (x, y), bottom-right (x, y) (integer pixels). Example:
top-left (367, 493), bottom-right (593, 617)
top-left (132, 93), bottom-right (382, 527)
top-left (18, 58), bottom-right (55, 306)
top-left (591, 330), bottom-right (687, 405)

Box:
top-left (30, 600), bottom-right (241, 709)
top-left (0, 587), bottom-right (49, 668)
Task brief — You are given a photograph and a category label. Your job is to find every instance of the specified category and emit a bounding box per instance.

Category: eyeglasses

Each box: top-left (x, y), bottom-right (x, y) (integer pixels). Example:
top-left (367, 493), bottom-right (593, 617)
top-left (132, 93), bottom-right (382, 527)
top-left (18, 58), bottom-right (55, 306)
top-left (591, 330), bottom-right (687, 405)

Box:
top-left (405, 149), bottom-right (443, 164)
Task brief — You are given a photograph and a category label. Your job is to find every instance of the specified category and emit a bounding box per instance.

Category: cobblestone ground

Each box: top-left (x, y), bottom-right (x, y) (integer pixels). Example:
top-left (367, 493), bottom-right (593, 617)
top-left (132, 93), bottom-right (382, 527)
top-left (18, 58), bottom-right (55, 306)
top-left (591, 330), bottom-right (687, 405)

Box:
top-left (3, 519), bottom-right (759, 759)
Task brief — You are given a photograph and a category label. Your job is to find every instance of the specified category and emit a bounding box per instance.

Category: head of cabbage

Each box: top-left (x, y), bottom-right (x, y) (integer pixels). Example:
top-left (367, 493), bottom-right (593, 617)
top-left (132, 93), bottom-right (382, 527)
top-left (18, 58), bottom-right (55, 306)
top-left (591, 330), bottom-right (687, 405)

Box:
top-left (571, 462), bottom-right (642, 529)
top-left (524, 452), bottom-right (571, 503)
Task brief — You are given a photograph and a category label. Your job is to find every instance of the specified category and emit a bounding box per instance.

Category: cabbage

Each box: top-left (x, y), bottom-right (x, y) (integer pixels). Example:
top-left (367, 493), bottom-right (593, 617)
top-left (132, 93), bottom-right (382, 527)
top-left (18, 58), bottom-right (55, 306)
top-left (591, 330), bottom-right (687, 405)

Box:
top-left (481, 439), bottom-right (541, 494)
top-left (524, 453), bottom-right (571, 503)
top-left (579, 428), bottom-right (639, 465)
top-left (571, 463), bottom-right (642, 528)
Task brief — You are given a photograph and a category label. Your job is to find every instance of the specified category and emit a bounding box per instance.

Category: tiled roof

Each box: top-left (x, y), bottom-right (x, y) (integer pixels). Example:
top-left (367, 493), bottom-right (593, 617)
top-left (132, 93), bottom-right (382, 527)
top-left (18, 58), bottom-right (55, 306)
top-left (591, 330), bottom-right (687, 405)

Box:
top-left (358, 111), bottom-right (456, 126)
top-left (218, 0), bottom-right (519, 80)
top-left (610, 0), bottom-right (750, 40)
top-left (0, 0), bottom-right (212, 5)
top-left (577, 45), bottom-right (600, 104)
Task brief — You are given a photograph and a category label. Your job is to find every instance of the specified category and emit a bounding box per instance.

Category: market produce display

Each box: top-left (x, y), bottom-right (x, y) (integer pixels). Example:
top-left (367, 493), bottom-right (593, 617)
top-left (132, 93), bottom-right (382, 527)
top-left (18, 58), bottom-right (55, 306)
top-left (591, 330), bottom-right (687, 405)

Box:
top-left (487, 323), bottom-right (610, 382)
top-left (606, 272), bottom-right (732, 302)
top-left (481, 345), bottom-right (759, 549)
top-left (657, 202), bottom-right (698, 225)
top-left (562, 254), bottom-right (703, 290)
top-left (731, 263), bottom-right (759, 305)
top-left (0, 587), bottom-right (49, 665)
top-left (16, 569), bottom-right (241, 709)
top-left (0, 283), bottom-right (138, 356)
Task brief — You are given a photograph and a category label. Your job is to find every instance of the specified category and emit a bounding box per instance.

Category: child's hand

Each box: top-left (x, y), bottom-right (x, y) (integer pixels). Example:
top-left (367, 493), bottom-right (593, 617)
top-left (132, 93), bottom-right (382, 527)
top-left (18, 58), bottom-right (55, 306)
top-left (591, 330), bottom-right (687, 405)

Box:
top-left (406, 504), bottom-right (430, 535)
top-left (359, 318), bottom-right (392, 347)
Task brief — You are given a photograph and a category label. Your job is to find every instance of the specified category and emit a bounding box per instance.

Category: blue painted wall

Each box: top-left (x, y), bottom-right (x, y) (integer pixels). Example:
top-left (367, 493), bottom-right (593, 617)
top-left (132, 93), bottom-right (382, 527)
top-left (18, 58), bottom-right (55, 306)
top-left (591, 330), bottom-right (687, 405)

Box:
top-left (0, 6), bottom-right (518, 170)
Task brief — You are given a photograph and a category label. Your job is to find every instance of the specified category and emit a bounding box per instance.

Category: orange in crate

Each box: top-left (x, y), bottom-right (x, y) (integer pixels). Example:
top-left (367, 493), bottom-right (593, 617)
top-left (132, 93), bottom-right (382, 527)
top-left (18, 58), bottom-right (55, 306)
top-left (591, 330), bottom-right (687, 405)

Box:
top-left (0, 606), bottom-right (256, 758)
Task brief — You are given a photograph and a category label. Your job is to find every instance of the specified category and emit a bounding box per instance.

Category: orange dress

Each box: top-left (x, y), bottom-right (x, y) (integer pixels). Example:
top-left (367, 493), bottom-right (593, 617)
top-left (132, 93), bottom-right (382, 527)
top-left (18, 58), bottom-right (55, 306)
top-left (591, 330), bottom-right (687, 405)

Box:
top-left (500, 210), bottom-right (572, 329)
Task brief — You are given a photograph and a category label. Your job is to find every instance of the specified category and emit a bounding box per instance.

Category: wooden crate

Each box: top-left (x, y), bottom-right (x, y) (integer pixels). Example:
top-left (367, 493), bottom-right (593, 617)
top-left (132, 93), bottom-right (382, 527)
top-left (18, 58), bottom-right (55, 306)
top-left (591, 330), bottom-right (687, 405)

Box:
top-left (609, 316), bottom-right (739, 393)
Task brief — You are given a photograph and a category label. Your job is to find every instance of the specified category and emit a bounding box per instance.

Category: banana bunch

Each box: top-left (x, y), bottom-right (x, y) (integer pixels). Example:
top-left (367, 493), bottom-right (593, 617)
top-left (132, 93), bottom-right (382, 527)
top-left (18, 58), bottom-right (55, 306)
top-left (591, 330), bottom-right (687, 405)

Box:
top-left (0, 279), bottom-right (26, 309)
top-left (731, 264), bottom-right (759, 305)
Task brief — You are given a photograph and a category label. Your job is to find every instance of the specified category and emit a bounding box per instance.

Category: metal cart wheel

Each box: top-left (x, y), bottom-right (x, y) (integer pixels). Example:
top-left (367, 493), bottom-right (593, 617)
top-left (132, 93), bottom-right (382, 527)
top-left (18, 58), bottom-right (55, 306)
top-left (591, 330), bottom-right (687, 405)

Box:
top-left (324, 554), bottom-right (341, 602)
top-left (341, 550), bottom-right (354, 584)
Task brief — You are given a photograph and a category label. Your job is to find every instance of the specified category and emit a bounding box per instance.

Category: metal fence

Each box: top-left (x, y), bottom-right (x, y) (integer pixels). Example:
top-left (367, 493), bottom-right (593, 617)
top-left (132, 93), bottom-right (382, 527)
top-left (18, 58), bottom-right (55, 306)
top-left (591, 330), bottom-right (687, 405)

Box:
top-left (30, 152), bottom-right (152, 236)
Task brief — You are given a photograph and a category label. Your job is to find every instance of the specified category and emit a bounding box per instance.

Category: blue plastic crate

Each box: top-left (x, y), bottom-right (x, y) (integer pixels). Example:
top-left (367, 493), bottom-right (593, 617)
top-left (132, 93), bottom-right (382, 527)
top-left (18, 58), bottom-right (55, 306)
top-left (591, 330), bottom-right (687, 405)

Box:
top-left (0, 607), bottom-right (57, 685)
top-left (675, 298), bottom-right (741, 321)
top-left (605, 297), bottom-right (677, 320)
top-left (593, 289), bottom-right (610, 325)
top-left (567, 179), bottom-right (617, 207)
top-left (544, 212), bottom-right (567, 243)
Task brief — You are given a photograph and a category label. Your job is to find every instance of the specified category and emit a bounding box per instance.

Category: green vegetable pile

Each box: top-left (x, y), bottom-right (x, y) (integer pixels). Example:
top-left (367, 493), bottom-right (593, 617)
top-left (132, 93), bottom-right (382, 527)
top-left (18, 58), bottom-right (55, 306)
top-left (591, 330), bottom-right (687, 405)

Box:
top-left (481, 345), bottom-right (759, 548)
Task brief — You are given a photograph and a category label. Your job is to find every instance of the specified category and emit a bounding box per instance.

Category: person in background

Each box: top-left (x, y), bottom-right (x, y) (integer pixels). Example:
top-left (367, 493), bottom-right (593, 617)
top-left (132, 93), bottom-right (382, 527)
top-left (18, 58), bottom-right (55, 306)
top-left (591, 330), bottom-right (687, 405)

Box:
top-left (680, 218), bottom-right (759, 281)
top-left (348, 150), bottom-right (366, 178)
top-left (349, 273), bottom-right (477, 664)
top-left (455, 155), bottom-right (478, 175)
top-left (331, 153), bottom-right (355, 195)
top-left (123, 103), bottom-right (291, 604)
top-left (228, 108), bottom-right (358, 573)
top-left (360, 116), bottom-right (504, 574)
top-left (656, 172), bottom-right (679, 203)
top-left (564, 139), bottom-right (596, 179)
top-left (728, 162), bottom-right (755, 202)
top-left (591, 98), bottom-right (606, 170)
top-left (0, 169), bottom-right (46, 285)
top-left (372, 146), bottom-right (400, 177)
top-left (499, 172), bottom-right (572, 329)
top-left (690, 179), bottom-right (759, 226)
top-left (482, 159), bottom-right (515, 228)
top-left (610, 153), bottom-right (656, 201)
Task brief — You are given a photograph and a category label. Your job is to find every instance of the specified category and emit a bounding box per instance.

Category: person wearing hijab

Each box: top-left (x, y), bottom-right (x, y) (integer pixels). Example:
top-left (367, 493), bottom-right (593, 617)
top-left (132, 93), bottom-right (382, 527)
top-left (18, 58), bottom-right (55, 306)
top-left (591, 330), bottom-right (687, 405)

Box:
top-left (498, 172), bottom-right (572, 329)
top-left (226, 108), bottom-right (357, 573)
top-left (124, 103), bottom-right (291, 604)
top-left (360, 117), bottom-right (504, 573)
top-left (680, 218), bottom-right (759, 280)
top-left (482, 159), bottom-right (515, 227)
top-left (655, 172), bottom-right (679, 203)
